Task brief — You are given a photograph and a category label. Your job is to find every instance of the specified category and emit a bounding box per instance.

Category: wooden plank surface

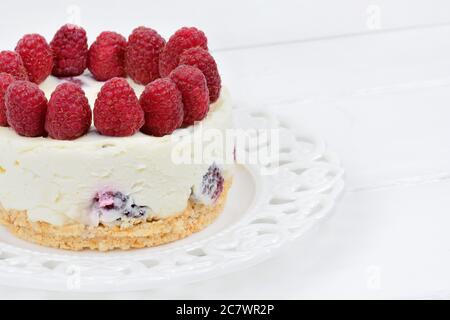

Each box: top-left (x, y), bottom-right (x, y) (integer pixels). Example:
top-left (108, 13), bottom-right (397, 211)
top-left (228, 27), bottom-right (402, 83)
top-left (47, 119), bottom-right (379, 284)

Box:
top-left (1, 0), bottom-right (450, 50)
top-left (1, 0), bottom-right (450, 299)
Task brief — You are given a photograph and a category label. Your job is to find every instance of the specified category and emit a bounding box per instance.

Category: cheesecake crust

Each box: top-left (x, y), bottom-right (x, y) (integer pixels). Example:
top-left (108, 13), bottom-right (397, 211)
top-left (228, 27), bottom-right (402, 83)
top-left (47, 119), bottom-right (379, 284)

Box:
top-left (0, 180), bottom-right (231, 251)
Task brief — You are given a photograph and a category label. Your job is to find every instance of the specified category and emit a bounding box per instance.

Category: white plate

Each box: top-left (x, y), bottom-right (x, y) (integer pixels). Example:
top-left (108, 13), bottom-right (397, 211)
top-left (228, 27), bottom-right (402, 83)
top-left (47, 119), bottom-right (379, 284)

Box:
top-left (0, 109), bottom-right (344, 292)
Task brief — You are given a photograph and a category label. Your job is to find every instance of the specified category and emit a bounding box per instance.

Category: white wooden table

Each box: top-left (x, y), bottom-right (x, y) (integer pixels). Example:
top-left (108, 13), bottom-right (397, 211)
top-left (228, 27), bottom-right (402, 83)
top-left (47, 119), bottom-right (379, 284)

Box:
top-left (1, 0), bottom-right (450, 299)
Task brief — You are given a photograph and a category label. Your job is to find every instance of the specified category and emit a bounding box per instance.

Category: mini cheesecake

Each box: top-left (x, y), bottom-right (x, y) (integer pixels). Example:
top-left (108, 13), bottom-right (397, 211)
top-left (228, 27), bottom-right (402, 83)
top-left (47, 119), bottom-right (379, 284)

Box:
top-left (0, 73), bottom-right (233, 251)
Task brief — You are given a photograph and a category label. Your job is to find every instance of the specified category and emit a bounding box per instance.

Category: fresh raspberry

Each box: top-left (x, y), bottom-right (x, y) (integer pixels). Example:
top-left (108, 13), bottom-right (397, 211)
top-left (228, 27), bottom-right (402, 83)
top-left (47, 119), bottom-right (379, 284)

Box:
top-left (0, 51), bottom-right (28, 80)
top-left (0, 73), bottom-right (15, 126)
top-left (139, 78), bottom-right (183, 137)
top-left (159, 27), bottom-right (208, 77)
top-left (179, 47), bottom-right (221, 103)
top-left (5, 81), bottom-right (47, 137)
top-left (94, 78), bottom-right (144, 136)
top-left (50, 24), bottom-right (88, 77)
top-left (88, 31), bottom-right (127, 81)
top-left (15, 34), bottom-right (53, 84)
top-left (45, 82), bottom-right (92, 140)
top-left (124, 27), bottom-right (165, 85)
top-left (169, 65), bottom-right (209, 126)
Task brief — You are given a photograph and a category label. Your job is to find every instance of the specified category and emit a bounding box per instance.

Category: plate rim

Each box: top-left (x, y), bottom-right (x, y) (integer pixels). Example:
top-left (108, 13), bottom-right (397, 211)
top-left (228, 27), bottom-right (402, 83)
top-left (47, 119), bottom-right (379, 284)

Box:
top-left (0, 108), bottom-right (345, 292)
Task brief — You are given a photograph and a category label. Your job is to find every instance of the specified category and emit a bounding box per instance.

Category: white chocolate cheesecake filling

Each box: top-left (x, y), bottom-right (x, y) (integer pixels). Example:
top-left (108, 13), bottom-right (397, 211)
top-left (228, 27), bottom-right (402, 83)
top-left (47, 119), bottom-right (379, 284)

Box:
top-left (0, 75), bottom-right (233, 226)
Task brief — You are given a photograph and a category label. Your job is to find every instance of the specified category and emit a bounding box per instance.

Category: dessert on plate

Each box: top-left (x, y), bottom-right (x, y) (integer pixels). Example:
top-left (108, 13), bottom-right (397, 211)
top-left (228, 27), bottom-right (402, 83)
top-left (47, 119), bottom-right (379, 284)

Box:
top-left (0, 24), bottom-right (233, 251)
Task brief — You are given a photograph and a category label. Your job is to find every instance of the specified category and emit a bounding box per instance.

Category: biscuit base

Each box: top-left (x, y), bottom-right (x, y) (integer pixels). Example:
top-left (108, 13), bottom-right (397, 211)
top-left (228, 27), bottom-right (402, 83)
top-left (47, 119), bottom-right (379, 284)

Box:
top-left (0, 180), bottom-right (231, 251)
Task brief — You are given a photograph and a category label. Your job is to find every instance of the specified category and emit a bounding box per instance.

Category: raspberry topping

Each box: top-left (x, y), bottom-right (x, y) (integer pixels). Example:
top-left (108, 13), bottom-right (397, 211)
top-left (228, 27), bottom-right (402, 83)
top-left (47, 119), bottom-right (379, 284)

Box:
top-left (0, 51), bottom-right (28, 80)
top-left (50, 24), bottom-right (88, 77)
top-left (179, 47), bottom-right (221, 103)
top-left (88, 31), bottom-right (127, 81)
top-left (159, 27), bottom-right (208, 77)
top-left (0, 73), bottom-right (15, 127)
top-left (139, 78), bottom-right (184, 137)
top-left (45, 82), bottom-right (92, 140)
top-left (1, 25), bottom-right (220, 140)
top-left (169, 65), bottom-right (209, 126)
top-left (124, 27), bottom-right (165, 85)
top-left (94, 77), bottom-right (144, 137)
top-left (15, 34), bottom-right (53, 84)
top-left (5, 81), bottom-right (47, 137)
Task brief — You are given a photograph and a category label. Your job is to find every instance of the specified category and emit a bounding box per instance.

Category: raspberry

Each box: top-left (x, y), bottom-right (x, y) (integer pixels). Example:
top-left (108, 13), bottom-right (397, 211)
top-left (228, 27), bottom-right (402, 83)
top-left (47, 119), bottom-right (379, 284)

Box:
top-left (0, 73), bottom-right (15, 127)
top-left (169, 65), bottom-right (209, 126)
top-left (5, 81), bottom-right (47, 137)
top-left (124, 27), bottom-right (165, 85)
top-left (159, 27), bottom-right (208, 77)
top-left (15, 34), bottom-right (53, 84)
top-left (0, 51), bottom-right (28, 80)
top-left (50, 24), bottom-right (88, 77)
top-left (139, 78), bottom-right (183, 137)
top-left (93, 191), bottom-right (147, 221)
top-left (94, 78), bottom-right (144, 136)
top-left (88, 31), bottom-right (127, 81)
top-left (192, 163), bottom-right (224, 204)
top-left (45, 82), bottom-right (92, 140)
top-left (179, 47), bottom-right (221, 103)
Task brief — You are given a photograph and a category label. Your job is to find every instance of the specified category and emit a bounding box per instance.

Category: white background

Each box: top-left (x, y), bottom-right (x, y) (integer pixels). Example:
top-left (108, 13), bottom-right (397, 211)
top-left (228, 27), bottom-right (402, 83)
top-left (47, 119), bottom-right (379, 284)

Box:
top-left (1, 0), bottom-right (450, 299)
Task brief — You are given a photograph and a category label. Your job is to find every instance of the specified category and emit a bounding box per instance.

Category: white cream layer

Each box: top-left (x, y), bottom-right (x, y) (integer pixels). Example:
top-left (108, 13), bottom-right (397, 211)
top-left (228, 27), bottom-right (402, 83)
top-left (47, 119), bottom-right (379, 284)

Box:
top-left (0, 75), bottom-right (232, 226)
